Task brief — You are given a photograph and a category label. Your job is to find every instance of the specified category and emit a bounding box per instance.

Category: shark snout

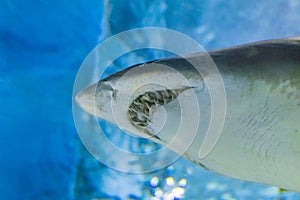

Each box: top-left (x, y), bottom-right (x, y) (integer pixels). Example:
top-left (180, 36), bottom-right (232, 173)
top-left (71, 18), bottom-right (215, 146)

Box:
top-left (75, 81), bottom-right (115, 122)
top-left (75, 84), bottom-right (98, 116)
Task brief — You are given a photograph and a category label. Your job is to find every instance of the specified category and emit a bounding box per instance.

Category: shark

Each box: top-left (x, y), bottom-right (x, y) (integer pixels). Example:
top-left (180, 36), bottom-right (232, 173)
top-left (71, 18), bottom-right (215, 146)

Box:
top-left (75, 36), bottom-right (300, 193)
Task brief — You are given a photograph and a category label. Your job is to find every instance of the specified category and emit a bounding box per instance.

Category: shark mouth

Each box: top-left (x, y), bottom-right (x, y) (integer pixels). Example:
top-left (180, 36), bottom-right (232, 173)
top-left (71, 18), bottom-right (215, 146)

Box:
top-left (127, 88), bottom-right (189, 135)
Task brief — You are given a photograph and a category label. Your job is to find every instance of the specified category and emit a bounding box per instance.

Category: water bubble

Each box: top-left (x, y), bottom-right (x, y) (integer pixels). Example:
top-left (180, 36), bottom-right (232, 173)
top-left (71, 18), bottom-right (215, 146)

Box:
top-left (178, 179), bottom-right (187, 188)
top-left (154, 188), bottom-right (164, 198)
top-left (150, 176), bottom-right (160, 188)
top-left (166, 177), bottom-right (175, 187)
top-left (172, 187), bottom-right (185, 199)
top-left (166, 165), bottom-right (175, 175)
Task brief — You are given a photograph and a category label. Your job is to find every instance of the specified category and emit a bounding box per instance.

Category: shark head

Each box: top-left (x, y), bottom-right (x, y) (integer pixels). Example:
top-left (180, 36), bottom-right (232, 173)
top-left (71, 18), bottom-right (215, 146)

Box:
top-left (75, 58), bottom-right (203, 139)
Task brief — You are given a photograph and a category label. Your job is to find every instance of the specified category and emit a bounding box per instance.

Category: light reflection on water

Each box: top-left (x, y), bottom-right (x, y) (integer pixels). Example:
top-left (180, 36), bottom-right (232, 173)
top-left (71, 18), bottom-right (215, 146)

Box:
top-left (148, 172), bottom-right (187, 200)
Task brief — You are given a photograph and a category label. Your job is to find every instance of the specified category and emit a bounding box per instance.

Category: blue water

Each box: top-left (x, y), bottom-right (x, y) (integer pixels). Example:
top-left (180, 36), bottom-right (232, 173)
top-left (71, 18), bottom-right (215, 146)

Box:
top-left (1, 0), bottom-right (300, 199)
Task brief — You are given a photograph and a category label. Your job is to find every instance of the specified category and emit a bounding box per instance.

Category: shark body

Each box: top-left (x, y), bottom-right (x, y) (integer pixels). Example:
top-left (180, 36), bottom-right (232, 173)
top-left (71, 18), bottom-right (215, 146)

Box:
top-left (76, 37), bottom-right (300, 192)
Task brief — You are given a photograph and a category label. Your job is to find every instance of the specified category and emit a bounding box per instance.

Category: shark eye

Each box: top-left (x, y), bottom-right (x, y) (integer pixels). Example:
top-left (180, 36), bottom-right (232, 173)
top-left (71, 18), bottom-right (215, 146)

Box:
top-left (94, 81), bottom-right (116, 101)
top-left (97, 81), bottom-right (113, 91)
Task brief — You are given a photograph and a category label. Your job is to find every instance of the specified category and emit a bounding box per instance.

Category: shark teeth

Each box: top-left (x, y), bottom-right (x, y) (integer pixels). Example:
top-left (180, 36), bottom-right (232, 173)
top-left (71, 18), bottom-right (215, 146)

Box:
top-left (128, 88), bottom-right (187, 133)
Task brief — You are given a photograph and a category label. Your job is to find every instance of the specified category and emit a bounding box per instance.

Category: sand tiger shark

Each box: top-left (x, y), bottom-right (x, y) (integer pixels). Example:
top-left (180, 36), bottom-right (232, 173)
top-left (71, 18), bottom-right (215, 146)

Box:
top-left (75, 37), bottom-right (300, 193)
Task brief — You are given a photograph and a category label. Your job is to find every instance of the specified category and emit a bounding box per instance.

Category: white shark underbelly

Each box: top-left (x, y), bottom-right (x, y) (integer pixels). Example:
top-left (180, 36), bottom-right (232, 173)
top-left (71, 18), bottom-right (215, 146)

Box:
top-left (200, 75), bottom-right (300, 192)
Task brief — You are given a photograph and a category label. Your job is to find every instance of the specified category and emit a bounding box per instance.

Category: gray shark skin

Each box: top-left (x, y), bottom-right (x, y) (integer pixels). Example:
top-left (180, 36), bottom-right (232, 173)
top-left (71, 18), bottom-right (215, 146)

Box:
top-left (76, 37), bottom-right (300, 192)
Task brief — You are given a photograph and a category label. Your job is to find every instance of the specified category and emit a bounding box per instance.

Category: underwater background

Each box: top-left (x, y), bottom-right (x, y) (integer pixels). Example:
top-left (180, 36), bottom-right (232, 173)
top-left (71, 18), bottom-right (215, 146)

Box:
top-left (1, 0), bottom-right (300, 199)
